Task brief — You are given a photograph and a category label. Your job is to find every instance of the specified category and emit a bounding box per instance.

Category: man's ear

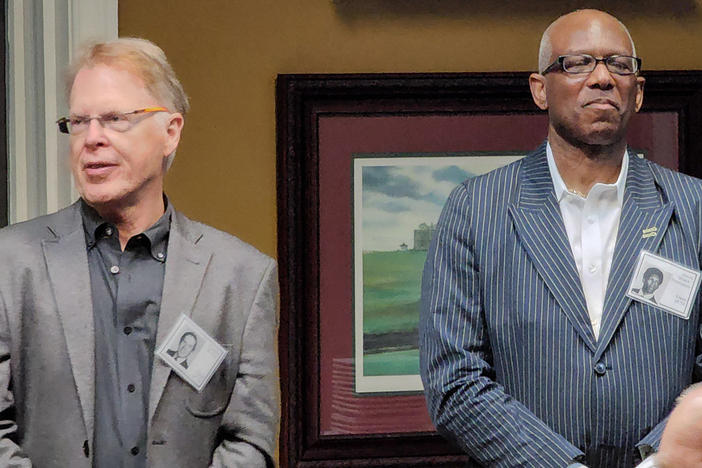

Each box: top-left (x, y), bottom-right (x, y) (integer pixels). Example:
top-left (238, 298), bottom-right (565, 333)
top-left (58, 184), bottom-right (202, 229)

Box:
top-left (163, 113), bottom-right (184, 157)
top-left (529, 73), bottom-right (548, 110)
top-left (634, 75), bottom-right (645, 112)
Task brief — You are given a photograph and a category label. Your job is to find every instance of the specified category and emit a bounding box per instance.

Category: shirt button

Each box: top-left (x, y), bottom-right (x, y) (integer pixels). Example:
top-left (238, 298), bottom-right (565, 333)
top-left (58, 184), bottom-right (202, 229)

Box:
top-left (105, 227), bottom-right (113, 236)
top-left (110, 265), bottom-right (120, 274)
top-left (130, 446), bottom-right (140, 456)
top-left (587, 217), bottom-right (595, 224)
top-left (127, 384), bottom-right (136, 393)
top-left (157, 252), bottom-right (165, 259)
top-left (594, 362), bottom-right (607, 375)
top-left (588, 264), bottom-right (598, 274)
top-left (123, 326), bottom-right (132, 335)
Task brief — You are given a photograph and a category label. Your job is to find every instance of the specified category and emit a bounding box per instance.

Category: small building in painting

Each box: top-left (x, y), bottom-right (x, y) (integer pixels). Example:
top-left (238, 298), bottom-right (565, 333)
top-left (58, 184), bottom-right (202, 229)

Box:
top-left (400, 242), bottom-right (408, 251)
top-left (413, 223), bottom-right (436, 250)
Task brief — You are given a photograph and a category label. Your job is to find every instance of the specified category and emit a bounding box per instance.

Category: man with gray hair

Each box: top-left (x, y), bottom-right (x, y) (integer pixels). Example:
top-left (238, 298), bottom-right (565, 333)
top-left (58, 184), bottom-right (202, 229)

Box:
top-left (420, 9), bottom-right (702, 468)
top-left (0, 38), bottom-right (279, 467)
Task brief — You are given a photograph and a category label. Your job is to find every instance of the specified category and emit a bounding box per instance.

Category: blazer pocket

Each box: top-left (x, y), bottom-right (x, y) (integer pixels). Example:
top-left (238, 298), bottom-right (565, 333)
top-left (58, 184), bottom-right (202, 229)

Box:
top-left (185, 344), bottom-right (235, 418)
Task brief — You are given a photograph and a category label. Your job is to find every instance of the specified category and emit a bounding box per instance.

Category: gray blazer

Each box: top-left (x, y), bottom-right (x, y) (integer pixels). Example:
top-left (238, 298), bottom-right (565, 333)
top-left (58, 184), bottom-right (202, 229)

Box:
top-left (0, 201), bottom-right (279, 467)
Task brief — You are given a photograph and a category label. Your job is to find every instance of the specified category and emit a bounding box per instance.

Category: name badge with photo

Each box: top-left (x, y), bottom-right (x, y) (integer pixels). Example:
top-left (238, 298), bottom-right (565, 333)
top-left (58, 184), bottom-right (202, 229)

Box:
top-left (156, 314), bottom-right (228, 392)
top-left (626, 250), bottom-right (702, 320)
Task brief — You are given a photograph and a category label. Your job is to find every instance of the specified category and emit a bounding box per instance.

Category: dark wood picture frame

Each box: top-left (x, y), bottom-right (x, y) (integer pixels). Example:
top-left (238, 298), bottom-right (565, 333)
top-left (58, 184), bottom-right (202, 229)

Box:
top-left (276, 71), bottom-right (702, 468)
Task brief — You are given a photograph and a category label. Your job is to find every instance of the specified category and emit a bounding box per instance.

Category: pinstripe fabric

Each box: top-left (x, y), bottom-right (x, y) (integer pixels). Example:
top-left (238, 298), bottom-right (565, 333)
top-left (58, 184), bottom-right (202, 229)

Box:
top-left (419, 142), bottom-right (702, 468)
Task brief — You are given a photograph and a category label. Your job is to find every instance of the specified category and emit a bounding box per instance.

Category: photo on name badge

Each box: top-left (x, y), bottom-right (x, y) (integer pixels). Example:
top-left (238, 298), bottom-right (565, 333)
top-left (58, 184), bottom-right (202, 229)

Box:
top-left (156, 314), bottom-right (228, 392)
top-left (627, 250), bottom-right (702, 320)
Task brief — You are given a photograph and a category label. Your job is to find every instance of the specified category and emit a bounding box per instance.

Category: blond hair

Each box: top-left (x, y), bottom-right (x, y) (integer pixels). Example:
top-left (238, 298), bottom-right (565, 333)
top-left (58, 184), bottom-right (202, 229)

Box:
top-left (68, 37), bottom-right (189, 115)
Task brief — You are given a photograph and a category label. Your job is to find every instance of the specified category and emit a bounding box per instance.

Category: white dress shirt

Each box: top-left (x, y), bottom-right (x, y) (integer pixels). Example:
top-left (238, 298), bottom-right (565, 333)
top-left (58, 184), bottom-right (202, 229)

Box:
top-left (548, 146), bottom-right (655, 468)
top-left (546, 143), bottom-right (628, 339)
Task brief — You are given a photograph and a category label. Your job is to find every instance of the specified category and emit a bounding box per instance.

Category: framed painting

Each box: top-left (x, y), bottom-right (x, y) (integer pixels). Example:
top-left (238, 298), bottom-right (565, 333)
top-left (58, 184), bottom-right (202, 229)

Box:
top-left (353, 153), bottom-right (524, 395)
top-left (276, 71), bottom-right (702, 467)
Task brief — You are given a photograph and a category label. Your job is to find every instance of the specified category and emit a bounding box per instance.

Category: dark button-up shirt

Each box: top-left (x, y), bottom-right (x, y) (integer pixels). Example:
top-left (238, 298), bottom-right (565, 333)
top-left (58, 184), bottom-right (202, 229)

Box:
top-left (81, 199), bottom-right (172, 468)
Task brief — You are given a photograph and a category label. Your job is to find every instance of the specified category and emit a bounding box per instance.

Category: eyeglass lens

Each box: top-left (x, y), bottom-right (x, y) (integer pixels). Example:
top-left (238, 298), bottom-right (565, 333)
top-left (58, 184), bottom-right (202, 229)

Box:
top-left (563, 55), bottom-right (638, 74)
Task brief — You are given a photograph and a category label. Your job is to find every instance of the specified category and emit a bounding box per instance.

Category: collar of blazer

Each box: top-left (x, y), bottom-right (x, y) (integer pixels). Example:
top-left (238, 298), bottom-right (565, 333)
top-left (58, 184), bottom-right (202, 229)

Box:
top-left (43, 200), bottom-right (205, 245)
top-left (515, 142), bottom-right (667, 211)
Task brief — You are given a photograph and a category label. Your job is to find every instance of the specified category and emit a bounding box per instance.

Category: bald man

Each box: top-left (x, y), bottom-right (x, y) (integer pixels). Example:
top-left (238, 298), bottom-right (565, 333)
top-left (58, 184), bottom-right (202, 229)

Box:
top-left (420, 9), bottom-right (702, 468)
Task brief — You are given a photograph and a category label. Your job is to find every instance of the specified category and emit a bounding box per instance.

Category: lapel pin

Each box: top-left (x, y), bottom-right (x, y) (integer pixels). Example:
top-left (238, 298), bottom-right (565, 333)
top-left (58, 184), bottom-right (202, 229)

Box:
top-left (642, 227), bottom-right (658, 239)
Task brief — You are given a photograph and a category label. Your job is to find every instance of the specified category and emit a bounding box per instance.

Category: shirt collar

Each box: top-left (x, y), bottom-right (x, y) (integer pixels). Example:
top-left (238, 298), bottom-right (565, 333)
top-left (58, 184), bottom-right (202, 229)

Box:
top-left (546, 141), bottom-right (628, 205)
top-left (141, 200), bottom-right (172, 261)
top-left (80, 195), bottom-right (173, 261)
top-left (80, 200), bottom-right (106, 249)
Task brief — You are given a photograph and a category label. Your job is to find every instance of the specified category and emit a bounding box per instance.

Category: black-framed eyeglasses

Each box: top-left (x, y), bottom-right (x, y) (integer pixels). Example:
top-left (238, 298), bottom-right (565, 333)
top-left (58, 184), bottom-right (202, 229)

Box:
top-left (56, 107), bottom-right (169, 135)
top-left (541, 54), bottom-right (642, 76)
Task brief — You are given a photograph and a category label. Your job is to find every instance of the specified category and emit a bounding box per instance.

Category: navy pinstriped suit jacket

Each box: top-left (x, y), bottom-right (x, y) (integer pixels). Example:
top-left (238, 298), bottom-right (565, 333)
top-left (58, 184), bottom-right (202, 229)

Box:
top-left (420, 142), bottom-right (702, 468)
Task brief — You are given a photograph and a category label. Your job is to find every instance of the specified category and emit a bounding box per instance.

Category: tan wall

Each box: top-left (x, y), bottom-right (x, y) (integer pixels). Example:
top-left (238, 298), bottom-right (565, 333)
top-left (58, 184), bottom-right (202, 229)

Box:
top-left (119, 0), bottom-right (702, 257)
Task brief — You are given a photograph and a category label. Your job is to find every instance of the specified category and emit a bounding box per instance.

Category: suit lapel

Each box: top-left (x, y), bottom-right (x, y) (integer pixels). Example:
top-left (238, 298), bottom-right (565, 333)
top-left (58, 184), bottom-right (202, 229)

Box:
top-left (41, 203), bottom-right (95, 440)
top-left (509, 145), bottom-right (597, 352)
top-left (595, 153), bottom-right (672, 358)
top-left (148, 211), bottom-right (212, 425)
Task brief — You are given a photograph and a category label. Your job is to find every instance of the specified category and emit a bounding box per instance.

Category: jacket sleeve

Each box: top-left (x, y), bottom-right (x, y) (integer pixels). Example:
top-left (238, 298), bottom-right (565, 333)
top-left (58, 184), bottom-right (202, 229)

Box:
top-left (0, 292), bottom-right (31, 467)
top-left (210, 259), bottom-right (280, 468)
top-left (419, 184), bottom-right (583, 468)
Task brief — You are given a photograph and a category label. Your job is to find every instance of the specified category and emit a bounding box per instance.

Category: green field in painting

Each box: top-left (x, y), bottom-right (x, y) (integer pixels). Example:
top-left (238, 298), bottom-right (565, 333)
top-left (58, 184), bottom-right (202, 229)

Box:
top-left (362, 250), bottom-right (425, 376)
top-left (363, 349), bottom-right (419, 376)
top-left (362, 250), bottom-right (425, 334)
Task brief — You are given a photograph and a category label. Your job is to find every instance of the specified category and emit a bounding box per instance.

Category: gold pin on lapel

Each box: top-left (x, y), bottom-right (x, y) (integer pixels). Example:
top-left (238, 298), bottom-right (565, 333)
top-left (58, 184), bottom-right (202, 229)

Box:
top-left (642, 227), bottom-right (658, 239)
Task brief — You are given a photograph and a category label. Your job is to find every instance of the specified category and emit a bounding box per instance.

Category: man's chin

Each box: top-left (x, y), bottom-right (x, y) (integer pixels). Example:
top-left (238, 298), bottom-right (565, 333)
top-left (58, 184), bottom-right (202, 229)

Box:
top-left (577, 127), bottom-right (627, 148)
top-left (79, 189), bottom-right (125, 209)
top-left (554, 121), bottom-right (627, 149)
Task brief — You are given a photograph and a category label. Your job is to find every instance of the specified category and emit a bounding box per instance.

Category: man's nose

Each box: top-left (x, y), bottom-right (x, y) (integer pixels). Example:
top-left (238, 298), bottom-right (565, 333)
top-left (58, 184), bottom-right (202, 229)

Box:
top-left (84, 118), bottom-right (107, 146)
top-left (586, 61), bottom-right (615, 89)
